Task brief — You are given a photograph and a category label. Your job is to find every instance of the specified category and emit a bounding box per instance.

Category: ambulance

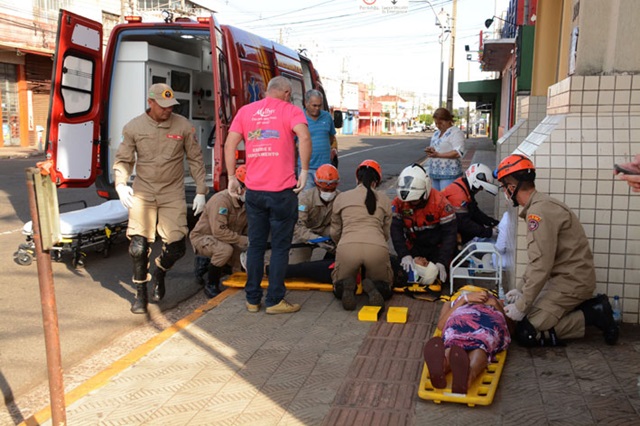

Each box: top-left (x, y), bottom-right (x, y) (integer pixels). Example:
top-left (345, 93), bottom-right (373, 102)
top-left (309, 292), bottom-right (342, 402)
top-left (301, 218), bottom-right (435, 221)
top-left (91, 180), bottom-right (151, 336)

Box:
top-left (45, 9), bottom-right (341, 202)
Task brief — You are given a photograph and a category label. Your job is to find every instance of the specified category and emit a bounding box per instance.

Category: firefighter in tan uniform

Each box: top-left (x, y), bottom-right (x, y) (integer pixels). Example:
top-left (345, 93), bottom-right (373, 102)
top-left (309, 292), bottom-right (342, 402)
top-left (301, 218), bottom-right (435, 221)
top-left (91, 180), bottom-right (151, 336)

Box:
top-left (114, 83), bottom-right (208, 314)
top-left (331, 160), bottom-right (393, 310)
top-left (497, 154), bottom-right (618, 346)
top-left (190, 166), bottom-right (248, 299)
top-left (292, 164), bottom-right (340, 261)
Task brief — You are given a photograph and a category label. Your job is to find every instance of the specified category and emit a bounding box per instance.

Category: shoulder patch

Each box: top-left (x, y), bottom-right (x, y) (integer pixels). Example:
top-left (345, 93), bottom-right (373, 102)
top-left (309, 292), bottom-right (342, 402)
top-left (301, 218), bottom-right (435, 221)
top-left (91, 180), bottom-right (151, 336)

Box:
top-left (299, 204), bottom-right (307, 212)
top-left (444, 203), bottom-right (454, 213)
top-left (218, 207), bottom-right (228, 215)
top-left (527, 214), bottom-right (541, 231)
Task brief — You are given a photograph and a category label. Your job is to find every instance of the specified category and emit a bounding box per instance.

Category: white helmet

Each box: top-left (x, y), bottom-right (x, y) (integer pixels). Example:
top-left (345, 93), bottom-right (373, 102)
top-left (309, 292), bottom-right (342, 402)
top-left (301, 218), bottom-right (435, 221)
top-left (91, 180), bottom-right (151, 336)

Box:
top-left (411, 262), bottom-right (439, 285)
top-left (397, 164), bottom-right (432, 202)
top-left (465, 163), bottom-right (499, 195)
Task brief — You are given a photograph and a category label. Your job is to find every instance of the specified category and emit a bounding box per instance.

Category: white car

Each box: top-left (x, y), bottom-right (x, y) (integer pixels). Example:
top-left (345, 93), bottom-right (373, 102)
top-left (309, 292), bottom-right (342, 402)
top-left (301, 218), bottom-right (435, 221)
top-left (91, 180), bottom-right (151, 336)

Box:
top-left (407, 124), bottom-right (424, 133)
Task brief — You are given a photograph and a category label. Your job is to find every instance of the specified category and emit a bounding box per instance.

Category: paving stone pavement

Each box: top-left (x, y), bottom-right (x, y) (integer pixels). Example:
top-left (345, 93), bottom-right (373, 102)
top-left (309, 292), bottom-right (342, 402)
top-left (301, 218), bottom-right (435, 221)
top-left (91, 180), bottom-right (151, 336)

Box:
top-left (15, 138), bottom-right (640, 425)
top-left (26, 286), bottom-right (640, 426)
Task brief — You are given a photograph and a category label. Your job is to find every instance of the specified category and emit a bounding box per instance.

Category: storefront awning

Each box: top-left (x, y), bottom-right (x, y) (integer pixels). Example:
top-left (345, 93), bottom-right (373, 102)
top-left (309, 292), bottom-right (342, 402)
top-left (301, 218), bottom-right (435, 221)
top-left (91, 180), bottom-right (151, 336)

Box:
top-left (458, 78), bottom-right (501, 103)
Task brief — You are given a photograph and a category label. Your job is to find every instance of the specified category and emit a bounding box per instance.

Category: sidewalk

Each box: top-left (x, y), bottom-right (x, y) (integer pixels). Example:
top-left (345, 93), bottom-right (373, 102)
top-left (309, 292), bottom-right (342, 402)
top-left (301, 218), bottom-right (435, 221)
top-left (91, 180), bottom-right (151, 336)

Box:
top-left (15, 137), bottom-right (640, 425)
top-left (23, 288), bottom-right (640, 425)
top-left (0, 146), bottom-right (43, 160)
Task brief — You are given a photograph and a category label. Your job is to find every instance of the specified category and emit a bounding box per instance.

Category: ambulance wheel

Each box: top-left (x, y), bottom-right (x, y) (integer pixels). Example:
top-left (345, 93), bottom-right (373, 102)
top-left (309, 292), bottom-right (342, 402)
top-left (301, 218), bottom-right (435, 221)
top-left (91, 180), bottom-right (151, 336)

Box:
top-left (14, 251), bottom-right (33, 266)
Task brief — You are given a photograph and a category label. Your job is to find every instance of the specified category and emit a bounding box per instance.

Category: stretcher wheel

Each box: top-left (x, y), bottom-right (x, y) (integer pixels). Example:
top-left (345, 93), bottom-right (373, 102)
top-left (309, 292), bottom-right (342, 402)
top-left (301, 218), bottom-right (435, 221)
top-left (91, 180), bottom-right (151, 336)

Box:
top-left (14, 251), bottom-right (33, 266)
top-left (51, 251), bottom-right (62, 262)
top-left (72, 254), bottom-right (86, 269)
top-left (102, 245), bottom-right (110, 258)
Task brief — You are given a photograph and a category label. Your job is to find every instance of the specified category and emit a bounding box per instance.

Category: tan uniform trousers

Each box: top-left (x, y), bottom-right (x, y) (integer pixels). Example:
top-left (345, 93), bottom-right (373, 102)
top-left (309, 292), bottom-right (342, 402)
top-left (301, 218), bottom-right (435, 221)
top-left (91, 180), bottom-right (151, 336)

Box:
top-left (332, 242), bottom-right (393, 284)
top-left (191, 235), bottom-right (242, 270)
top-left (127, 195), bottom-right (187, 243)
top-left (527, 289), bottom-right (586, 340)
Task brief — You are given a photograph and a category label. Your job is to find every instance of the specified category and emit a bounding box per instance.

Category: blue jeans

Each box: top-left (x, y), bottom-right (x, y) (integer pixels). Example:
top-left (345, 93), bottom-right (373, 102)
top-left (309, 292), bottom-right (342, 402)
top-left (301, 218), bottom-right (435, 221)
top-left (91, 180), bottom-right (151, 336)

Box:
top-left (299, 168), bottom-right (317, 190)
top-left (431, 177), bottom-right (459, 191)
top-left (245, 188), bottom-right (298, 307)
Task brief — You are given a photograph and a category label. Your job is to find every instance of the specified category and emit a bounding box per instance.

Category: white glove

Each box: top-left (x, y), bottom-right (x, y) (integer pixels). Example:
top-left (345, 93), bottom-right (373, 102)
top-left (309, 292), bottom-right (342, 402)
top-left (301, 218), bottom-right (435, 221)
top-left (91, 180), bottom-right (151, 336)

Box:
top-left (193, 194), bottom-right (206, 216)
top-left (505, 289), bottom-right (523, 304)
top-left (228, 176), bottom-right (242, 199)
top-left (435, 263), bottom-right (447, 282)
top-left (116, 184), bottom-right (134, 209)
top-left (504, 303), bottom-right (526, 321)
top-left (400, 255), bottom-right (415, 273)
top-left (294, 169), bottom-right (308, 194)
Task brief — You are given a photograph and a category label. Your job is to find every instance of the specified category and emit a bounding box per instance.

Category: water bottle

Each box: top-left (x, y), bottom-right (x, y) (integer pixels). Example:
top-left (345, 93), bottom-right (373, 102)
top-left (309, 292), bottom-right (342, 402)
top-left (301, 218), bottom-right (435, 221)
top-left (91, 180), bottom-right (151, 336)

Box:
top-left (407, 267), bottom-right (415, 283)
top-left (498, 286), bottom-right (506, 303)
top-left (468, 258), bottom-right (475, 276)
top-left (612, 295), bottom-right (622, 324)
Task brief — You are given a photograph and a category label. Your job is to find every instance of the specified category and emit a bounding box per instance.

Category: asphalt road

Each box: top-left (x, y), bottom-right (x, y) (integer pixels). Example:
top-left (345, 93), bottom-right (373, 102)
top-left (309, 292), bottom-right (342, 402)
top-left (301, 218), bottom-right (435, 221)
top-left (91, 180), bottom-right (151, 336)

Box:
top-left (0, 133), bottom-right (431, 409)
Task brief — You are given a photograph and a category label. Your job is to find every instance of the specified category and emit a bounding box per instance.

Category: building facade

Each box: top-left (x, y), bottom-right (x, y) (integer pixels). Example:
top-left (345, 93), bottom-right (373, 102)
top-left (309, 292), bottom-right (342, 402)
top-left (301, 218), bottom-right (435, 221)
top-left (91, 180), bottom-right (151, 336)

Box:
top-left (463, 0), bottom-right (640, 324)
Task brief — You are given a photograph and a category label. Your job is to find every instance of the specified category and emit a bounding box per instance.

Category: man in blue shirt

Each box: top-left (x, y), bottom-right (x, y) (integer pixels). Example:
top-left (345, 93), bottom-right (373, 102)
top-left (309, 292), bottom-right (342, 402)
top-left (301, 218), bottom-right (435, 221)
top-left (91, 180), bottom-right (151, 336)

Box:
top-left (300, 90), bottom-right (337, 189)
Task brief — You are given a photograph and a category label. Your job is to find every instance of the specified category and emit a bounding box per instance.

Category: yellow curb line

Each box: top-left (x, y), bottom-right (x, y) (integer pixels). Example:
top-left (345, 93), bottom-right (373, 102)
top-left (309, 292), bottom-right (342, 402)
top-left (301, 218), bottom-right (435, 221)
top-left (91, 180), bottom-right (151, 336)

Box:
top-left (21, 288), bottom-right (239, 426)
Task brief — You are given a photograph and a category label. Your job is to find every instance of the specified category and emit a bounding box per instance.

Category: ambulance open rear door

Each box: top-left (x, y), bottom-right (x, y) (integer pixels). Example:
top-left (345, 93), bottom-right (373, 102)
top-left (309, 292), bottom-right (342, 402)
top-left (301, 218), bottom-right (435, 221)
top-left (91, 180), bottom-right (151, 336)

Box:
top-left (46, 10), bottom-right (102, 188)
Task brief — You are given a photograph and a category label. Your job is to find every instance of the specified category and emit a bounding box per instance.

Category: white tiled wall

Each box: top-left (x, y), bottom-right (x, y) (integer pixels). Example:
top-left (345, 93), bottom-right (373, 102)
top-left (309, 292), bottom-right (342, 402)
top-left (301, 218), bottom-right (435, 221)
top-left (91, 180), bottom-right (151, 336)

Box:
top-left (498, 75), bottom-right (640, 324)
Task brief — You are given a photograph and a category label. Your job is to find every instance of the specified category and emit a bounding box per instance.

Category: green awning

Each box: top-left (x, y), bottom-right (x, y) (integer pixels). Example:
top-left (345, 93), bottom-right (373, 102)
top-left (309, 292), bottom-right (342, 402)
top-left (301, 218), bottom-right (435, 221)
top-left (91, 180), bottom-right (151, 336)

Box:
top-left (458, 79), bottom-right (501, 103)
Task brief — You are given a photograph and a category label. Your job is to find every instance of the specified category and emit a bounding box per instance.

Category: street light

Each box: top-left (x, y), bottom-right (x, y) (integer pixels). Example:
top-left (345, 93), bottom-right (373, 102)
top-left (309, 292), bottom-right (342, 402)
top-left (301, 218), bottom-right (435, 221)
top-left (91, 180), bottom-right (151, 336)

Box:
top-left (484, 15), bottom-right (509, 29)
top-left (419, 1), bottom-right (449, 109)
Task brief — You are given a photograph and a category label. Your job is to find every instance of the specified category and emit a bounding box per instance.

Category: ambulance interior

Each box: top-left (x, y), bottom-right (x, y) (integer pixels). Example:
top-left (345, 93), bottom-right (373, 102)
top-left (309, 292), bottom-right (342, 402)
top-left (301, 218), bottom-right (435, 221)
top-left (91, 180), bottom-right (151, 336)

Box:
top-left (106, 29), bottom-right (218, 189)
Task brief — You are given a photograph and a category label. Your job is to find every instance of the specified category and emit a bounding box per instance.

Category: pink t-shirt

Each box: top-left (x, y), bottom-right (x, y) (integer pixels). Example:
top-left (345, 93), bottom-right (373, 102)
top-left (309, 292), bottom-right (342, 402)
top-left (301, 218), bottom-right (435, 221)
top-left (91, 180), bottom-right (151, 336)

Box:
top-left (229, 97), bottom-right (308, 192)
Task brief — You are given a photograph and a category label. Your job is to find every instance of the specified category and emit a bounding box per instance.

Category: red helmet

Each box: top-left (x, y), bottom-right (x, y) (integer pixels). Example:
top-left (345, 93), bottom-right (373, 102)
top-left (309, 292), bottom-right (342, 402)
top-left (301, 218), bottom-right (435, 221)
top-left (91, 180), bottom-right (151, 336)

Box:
top-left (356, 159), bottom-right (382, 182)
top-left (315, 164), bottom-right (340, 191)
top-left (235, 165), bottom-right (247, 183)
top-left (495, 154), bottom-right (535, 181)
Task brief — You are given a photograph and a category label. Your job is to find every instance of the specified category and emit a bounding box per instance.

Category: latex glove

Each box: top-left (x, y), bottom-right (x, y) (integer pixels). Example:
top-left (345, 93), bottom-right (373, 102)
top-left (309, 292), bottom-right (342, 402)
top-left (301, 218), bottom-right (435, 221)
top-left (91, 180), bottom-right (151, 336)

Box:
top-left (294, 169), bottom-right (308, 194)
top-left (116, 184), bottom-right (134, 209)
top-left (435, 263), bottom-right (447, 282)
top-left (505, 303), bottom-right (526, 321)
top-left (505, 289), bottom-right (523, 304)
top-left (228, 176), bottom-right (242, 199)
top-left (193, 194), bottom-right (206, 216)
top-left (491, 227), bottom-right (499, 240)
top-left (400, 255), bottom-right (415, 273)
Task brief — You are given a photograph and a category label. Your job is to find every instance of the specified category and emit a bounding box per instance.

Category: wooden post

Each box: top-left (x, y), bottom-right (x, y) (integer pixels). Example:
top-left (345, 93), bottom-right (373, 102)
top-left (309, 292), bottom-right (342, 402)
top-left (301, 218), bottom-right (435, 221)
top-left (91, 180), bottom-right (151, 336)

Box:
top-left (26, 167), bottom-right (66, 425)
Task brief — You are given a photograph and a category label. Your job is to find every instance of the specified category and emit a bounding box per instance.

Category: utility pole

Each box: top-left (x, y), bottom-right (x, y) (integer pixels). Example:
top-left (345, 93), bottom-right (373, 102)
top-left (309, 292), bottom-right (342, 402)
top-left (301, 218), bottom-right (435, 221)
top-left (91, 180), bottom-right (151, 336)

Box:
top-left (369, 78), bottom-right (374, 136)
top-left (446, 0), bottom-right (457, 112)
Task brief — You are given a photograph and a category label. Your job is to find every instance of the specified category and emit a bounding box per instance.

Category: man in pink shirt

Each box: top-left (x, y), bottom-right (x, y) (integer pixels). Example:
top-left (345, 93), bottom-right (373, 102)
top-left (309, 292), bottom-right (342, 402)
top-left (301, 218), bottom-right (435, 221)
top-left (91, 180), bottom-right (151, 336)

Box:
top-left (224, 76), bottom-right (311, 314)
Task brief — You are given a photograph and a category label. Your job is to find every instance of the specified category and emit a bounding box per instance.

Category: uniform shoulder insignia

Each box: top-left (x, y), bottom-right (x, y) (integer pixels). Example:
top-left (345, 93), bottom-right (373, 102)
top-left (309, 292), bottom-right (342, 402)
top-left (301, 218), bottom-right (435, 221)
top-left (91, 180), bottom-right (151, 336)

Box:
top-left (444, 203), bottom-right (454, 213)
top-left (527, 213), bottom-right (541, 231)
top-left (218, 207), bottom-right (228, 215)
top-left (298, 204), bottom-right (307, 212)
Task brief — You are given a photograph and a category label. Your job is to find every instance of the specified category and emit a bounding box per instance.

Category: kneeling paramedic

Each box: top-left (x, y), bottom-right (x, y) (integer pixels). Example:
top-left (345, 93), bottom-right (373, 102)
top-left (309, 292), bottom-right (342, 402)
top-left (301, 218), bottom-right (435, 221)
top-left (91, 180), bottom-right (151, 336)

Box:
top-left (496, 154), bottom-right (618, 346)
top-left (190, 166), bottom-right (249, 299)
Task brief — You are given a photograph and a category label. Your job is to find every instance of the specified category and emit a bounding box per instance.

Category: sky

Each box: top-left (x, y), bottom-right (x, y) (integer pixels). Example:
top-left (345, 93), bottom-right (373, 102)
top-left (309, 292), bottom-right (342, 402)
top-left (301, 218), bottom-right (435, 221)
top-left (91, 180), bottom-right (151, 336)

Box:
top-left (195, 0), bottom-right (510, 109)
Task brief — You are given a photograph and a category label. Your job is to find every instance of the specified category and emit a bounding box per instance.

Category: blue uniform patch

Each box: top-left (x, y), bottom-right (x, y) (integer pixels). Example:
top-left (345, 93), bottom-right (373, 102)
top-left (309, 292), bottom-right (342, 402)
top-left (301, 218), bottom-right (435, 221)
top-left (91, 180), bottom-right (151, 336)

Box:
top-left (298, 204), bottom-right (307, 212)
top-left (218, 207), bottom-right (228, 215)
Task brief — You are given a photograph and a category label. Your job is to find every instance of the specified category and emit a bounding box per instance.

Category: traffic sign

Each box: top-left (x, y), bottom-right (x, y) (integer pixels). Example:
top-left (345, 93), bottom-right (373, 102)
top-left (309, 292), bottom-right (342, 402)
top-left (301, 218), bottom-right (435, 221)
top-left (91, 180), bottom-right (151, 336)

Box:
top-left (358, 0), bottom-right (408, 14)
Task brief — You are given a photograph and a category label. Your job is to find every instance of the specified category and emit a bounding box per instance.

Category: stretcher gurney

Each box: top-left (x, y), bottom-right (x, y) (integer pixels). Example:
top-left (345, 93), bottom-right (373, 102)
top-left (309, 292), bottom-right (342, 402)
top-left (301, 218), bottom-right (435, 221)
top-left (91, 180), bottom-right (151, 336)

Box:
top-left (14, 200), bottom-right (129, 268)
top-left (418, 285), bottom-right (508, 406)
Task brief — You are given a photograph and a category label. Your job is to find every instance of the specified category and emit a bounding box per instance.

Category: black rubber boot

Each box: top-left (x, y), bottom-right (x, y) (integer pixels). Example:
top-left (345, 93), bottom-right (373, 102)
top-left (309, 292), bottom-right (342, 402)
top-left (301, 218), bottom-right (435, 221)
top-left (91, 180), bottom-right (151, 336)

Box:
top-left (373, 280), bottom-right (394, 301)
top-left (339, 278), bottom-right (357, 311)
top-left (194, 255), bottom-right (211, 286)
top-left (362, 278), bottom-right (384, 307)
top-left (130, 283), bottom-right (148, 314)
top-left (204, 264), bottom-right (223, 299)
top-left (578, 294), bottom-right (619, 345)
top-left (150, 267), bottom-right (166, 303)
